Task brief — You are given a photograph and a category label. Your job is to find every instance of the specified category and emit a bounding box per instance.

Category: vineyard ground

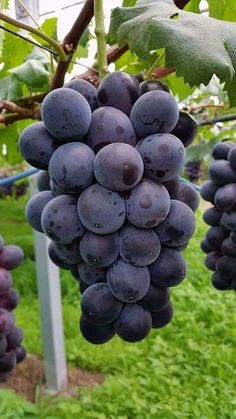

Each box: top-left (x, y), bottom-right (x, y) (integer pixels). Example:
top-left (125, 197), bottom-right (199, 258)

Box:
top-left (0, 193), bottom-right (235, 418)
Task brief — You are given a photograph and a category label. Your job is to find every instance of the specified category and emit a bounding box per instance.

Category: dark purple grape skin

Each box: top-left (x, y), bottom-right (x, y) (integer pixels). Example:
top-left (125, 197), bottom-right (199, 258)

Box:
top-left (41, 87), bottom-right (91, 141)
top-left (208, 160), bottom-right (236, 186)
top-left (0, 309), bottom-right (14, 335)
top-left (214, 184), bottom-right (236, 211)
top-left (41, 195), bottom-right (86, 244)
top-left (79, 232), bottom-right (118, 268)
top-left (25, 191), bottom-right (54, 233)
top-left (81, 283), bottom-right (122, 325)
top-left (185, 160), bottom-right (202, 182)
top-left (50, 179), bottom-right (64, 197)
top-left (15, 346), bottom-right (27, 364)
top-left (172, 182), bottom-right (200, 213)
top-left (86, 106), bottom-right (136, 153)
top-left (125, 179), bottom-right (170, 229)
top-left (212, 141), bottom-right (235, 160)
top-left (0, 289), bottom-right (19, 311)
top-left (130, 90), bottom-right (179, 138)
top-left (64, 79), bottom-right (98, 111)
top-left (151, 301), bottom-right (173, 329)
top-left (0, 350), bottom-right (16, 373)
top-left (6, 326), bottom-right (23, 349)
top-left (78, 263), bottom-right (106, 286)
top-left (107, 258), bottom-right (150, 303)
top-left (148, 247), bottom-right (186, 287)
top-left (211, 272), bottom-right (232, 291)
top-left (221, 212), bottom-right (236, 230)
top-left (161, 177), bottom-right (181, 196)
top-left (216, 256), bottom-right (236, 278)
top-left (200, 180), bottom-right (218, 204)
top-left (48, 241), bottom-right (76, 270)
top-left (154, 200), bottom-right (196, 247)
top-left (170, 111), bottom-right (197, 148)
top-left (94, 143), bottom-right (144, 192)
top-left (228, 146), bottom-right (236, 169)
top-left (205, 252), bottom-right (222, 271)
top-left (78, 183), bottom-right (126, 235)
top-left (97, 71), bottom-right (141, 116)
top-left (79, 314), bottom-right (115, 344)
top-left (18, 122), bottom-right (60, 170)
top-left (118, 224), bottom-right (161, 266)
top-left (0, 246), bottom-right (24, 271)
top-left (79, 279), bottom-right (89, 294)
top-left (221, 238), bottom-right (236, 257)
top-left (114, 304), bottom-right (152, 342)
top-left (230, 231), bottom-right (236, 247)
top-left (136, 134), bottom-right (185, 182)
top-left (140, 80), bottom-right (170, 94)
top-left (0, 268), bottom-right (12, 296)
top-left (36, 171), bottom-right (51, 191)
top-left (200, 238), bottom-right (214, 254)
top-left (54, 241), bottom-right (82, 265)
top-left (203, 207), bottom-right (222, 226)
top-left (205, 226), bottom-right (228, 249)
top-left (48, 142), bottom-right (95, 195)
top-left (138, 284), bottom-right (170, 312)
top-left (0, 336), bottom-right (7, 356)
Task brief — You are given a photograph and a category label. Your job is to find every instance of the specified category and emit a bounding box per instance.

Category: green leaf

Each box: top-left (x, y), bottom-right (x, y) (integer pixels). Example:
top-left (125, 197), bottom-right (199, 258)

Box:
top-left (27, 46), bottom-right (51, 65)
top-left (9, 59), bottom-right (49, 88)
top-left (31, 17), bottom-right (58, 46)
top-left (208, 0), bottom-right (236, 23)
top-left (122, 0), bottom-right (137, 6)
top-left (109, 0), bottom-right (236, 106)
top-left (165, 74), bottom-right (195, 100)
top-left (0, 76), bottom-right (23, 101)
top-left (184, 0), bottom-right (200, 13)
top-left (0, 27), bottom-right (33, 76)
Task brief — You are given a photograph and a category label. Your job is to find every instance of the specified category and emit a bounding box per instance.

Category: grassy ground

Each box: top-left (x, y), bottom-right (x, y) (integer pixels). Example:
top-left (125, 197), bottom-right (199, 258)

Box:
top-left (0, 194), bottom-right (236, 419)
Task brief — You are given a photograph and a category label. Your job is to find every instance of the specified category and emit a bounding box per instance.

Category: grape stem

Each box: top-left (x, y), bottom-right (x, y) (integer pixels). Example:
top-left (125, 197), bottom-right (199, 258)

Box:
top-left (146, 51), bottom-right (166, 80)
top-left (0, 13), bottom-right (68, 62)
top-left (94, 0), bottom-right (108, 80)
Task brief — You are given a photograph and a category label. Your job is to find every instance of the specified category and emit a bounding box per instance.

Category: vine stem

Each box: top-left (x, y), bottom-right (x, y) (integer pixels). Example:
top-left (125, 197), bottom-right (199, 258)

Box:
top-left (94, 0), bottom-right (108, 80)
top-left (0, 13), bottom-right (68, 62)
top-left (146, 51), bottom-right (165, 79)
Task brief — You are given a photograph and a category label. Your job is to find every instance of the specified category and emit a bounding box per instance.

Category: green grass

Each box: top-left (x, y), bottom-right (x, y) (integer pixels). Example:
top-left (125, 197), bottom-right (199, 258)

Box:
top-left (0, 194), bottom-right (236, 419)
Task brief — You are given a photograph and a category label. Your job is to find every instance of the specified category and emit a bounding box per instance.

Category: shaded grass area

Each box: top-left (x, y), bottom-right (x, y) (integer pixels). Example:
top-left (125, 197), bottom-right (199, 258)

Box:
top-left (0, 194), bottom-right (236, 418)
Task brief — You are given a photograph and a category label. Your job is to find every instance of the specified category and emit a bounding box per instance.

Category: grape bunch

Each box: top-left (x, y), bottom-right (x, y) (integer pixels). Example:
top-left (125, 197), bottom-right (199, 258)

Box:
top-left (201, 141), bottom-right (236, 290)
top-left (0, 236), bottom-right (26, 381)
top-left (185, 160), bottom-right (202, 182)
top-left (19, 72), bottom-right (198, 344)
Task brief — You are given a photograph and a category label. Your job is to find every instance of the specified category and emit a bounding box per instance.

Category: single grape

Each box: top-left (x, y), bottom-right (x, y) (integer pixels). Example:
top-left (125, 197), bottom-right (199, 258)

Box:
top-left (125, 179), bottom-right (170, 229)
top-left (114, 304), bottom-right (152, 342)
top-left (154, 200), bottom-right (196, 247)
top-left (0, 246), bottom-right (24, 271)
top-left (211, 272), bottom-right (231, 290)
top-left (78, 183), bottom-right (126, 235)
top-left (81, 283), bottom-right (122, 325)
top-left (41, 87), bottom-right (91, 141)
top-left (48, 241), bottom-right (76, 270)
top-left (130, 90), bottom-right (179, 138)
top-left (200, 180), bottom-right (218, 204)
top-left (171, 111), bottom-right (197, 147)
top-left (25, 191), bottom-right (54, 232)
top-left (148, 247), bottom-right (186, 287)
top-left (48, 142), bottom-right (95, 195)
top-left (86, 106), bottom-right (136, 153)
top-left (119, 223), bottom-right (161, 266)
top-left (64, 79), bottom-right (98, 111)
top-left (53, 241), bottom-right (82, 265)
top-left (41, 195), bottom-right (86, 243)
top-left (94, 143), bottom-right (143, 191)
top-left (140, 80), bottom-right (170, 94)
top-left (172, 182), bottom-right (200, 212)
top-left (161, 177), bottom-right (181, 196)
top-left (205, 226), bottom-right (228, 249)
top-left (200, 238), bottom-right (214, 254)
top-left (0, 268), bottom-right (12, 296)
top-left (0, 289), bottom-right (19, 311)
top-left (0, 351), bottom-right (16, 373)
top-left (0, 309), bottom-right (14, 335)
top-left (216, 256), bottom-right (236, 278)
top-left (208, 160), bottom-right (236, 186)
top-left (15, 346), bottom-right (27, 364)
top-left (212, 141), bottom-right (234, 160)
top-left (79, 231), bottom-right (118, 268)
top-left (79, 314), bottom-right (115, 344)
top-left (97, 71), bottom-right (141, 116)
top-left (221, 212), bottom-right (236, 230)
top-left (78, 263), bottom-right (106, 286)
top-left (6, 326), bottom-right (23, 349)
top-left (36, 171), bottom-right (50, 191)
top-left (203, 207), bottom-right (222, 226)
top-left (138, 283), bottom-right (170, 312)
top-left (18, 122), bottom-right (60, 170)
top-left (50, 179), bottom-right (64, 197)
top-left (205, 252), bottom-right (222, 271)
top-left (107, 258), bottom-right (150, 303)
top-left (151, 301), bottom-right (173, 328)
top-left (214, 183), bottom-right (236, 211)
top-left (136, 134), bottom-right (185, 182)
top-left (221, 238), bottom-right (236, 257)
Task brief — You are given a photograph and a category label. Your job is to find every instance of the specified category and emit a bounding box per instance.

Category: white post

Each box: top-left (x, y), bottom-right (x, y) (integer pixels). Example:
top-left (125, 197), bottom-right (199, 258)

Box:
top-left (30, 177), bottom-right (68, 392)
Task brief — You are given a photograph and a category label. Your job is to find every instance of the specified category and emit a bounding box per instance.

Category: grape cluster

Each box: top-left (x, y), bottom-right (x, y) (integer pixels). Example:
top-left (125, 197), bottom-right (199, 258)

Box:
top-left (185, 160), bottom-right (202, 182)
top-left (0, 236), bottom-right (26, 381)
top-left (201, 141), bottom-right (236, 290)
top-left (19, 72), bottom-right (198, 344)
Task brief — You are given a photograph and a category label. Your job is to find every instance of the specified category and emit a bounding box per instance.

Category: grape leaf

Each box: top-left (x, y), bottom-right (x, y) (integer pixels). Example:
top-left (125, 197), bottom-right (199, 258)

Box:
top-left (0, 76), bottom-right (22, 101)
top-left (184, 0), bottom-right (200, 13)
top-left (109, 0), bottom-right (236, 106)
top-left (0, 28), bottom-right (33, 76)
top-left (207, 0), bottom-right (236, 23)
top-left (9, 60), bottom-right (49, 88)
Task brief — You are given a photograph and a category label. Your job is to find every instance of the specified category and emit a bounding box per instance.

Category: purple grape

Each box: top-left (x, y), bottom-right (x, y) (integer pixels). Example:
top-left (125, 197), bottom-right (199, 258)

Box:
top-left (172, 182), bottom-right (200, 212)
top-left (148, 247), bottom-right (186, 287)
top-left (79, 314), bottom-right (115, 344)
top-left (171, 111), bottom-right (197, 147)
top-left (0, 246), bottom-right (24, 271)
top-left (25, 191), bottom-right (54, 232)
top-left (36, 171), bottom-right (50, 191)
top-left (151, 302), bottom-right (173, 328)
top-left (0, 268), bottom-right (12, 296)
top-left (138, 284), bottom-right (170, 312)
top-left (114, 304), bottom-right (152, 342)
top-left (6, 326), bottom-right (23, 349)
top-left (0, 289), bottom-right (19, 311)
top-left (78, 263), bottom-right (106, 286)
top-left (64, 79), bottom-right (98, 111)
top-left (79, 231), bottom-right (118, 268)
